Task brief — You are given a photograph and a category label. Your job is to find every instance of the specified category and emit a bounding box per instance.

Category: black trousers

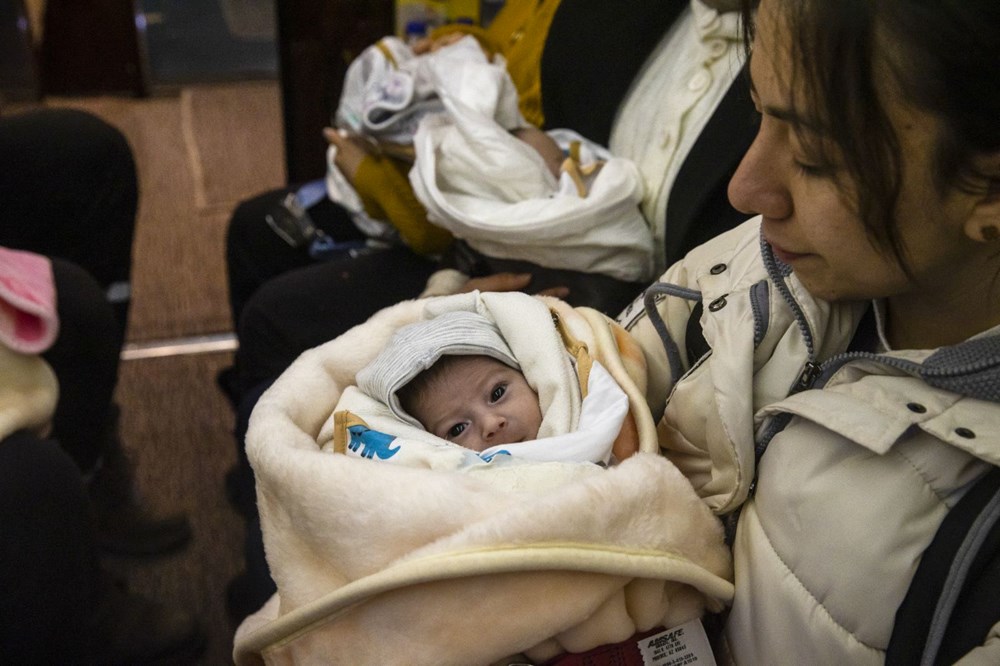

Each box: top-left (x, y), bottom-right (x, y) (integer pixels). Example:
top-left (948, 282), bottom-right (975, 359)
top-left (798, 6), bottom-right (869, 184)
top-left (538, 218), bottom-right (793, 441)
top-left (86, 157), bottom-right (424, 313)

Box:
top-left (0, 431), bottom-right (102, 663)
top-left (225, 187), bottom-right (437, 397)
top-left (0, 107), bottom-right (137, 336)
top-left (43, 258), bottom-right (123, 470)
top-left (0, 108), bottom-right (135, 471)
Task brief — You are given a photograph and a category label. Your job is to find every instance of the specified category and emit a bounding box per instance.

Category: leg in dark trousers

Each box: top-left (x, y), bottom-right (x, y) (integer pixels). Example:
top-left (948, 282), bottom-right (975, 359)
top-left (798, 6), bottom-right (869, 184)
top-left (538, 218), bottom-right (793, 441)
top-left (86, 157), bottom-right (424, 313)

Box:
top-left (0, 430), bottom-right (205, 663)
top-left (0, 431), bottom-right (99, 663)
top-left (0, 108), bottom-right (137, 337)
top-left (225, 380), bottom-right (278, 624)
top-left (41, 257), bottom-right (192, 556)
top-left (43, 258), bottom-right (121, 471)
top-left (225, 187), bottom-right (366, 329)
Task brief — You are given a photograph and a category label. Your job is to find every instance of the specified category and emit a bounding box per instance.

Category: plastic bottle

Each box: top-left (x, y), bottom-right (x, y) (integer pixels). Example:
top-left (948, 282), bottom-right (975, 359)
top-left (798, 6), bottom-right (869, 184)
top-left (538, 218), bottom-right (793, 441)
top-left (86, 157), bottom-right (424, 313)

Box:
top-left (404, 19), bottom-right (428, 45)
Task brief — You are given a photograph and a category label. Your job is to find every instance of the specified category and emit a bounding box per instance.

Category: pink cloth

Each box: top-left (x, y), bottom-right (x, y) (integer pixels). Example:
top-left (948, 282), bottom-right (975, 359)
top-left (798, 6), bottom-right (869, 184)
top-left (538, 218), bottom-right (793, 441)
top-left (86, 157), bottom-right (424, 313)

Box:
top-left (0, 246), bottom-right (59, 354)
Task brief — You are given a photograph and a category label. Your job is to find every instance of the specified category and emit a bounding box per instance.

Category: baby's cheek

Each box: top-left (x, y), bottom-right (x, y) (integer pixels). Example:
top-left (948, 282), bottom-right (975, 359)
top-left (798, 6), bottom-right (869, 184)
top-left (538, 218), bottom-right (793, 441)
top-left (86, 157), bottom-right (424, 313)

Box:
top-left (531, 401), bottom-right (543, 436)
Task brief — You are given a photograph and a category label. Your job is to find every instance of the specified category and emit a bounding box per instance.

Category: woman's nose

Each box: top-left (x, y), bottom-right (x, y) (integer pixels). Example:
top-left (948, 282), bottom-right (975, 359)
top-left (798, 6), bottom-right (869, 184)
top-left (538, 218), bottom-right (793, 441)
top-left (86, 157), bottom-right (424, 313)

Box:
top-left (728, 127), bottom-right (793, 220)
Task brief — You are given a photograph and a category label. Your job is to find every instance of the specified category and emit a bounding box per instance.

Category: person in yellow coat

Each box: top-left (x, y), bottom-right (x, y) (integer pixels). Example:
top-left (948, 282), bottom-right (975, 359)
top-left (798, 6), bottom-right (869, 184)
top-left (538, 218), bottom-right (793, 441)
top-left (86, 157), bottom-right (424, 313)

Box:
top-left (324, 0), bottom-right (563, 257)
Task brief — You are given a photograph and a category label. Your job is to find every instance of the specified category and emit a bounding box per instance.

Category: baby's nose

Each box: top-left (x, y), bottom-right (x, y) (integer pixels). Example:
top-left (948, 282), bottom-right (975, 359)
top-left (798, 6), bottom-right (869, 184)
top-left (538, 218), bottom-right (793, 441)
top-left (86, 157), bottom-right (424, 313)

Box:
top-left (484, 414), bottom-right (507, 439)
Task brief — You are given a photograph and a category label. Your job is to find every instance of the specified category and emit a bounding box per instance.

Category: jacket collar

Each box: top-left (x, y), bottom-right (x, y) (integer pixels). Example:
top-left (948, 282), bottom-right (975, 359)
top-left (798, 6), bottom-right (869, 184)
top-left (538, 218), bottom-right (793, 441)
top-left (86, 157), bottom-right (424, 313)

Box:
top-left (759, 228), bottom-right (1000, 404)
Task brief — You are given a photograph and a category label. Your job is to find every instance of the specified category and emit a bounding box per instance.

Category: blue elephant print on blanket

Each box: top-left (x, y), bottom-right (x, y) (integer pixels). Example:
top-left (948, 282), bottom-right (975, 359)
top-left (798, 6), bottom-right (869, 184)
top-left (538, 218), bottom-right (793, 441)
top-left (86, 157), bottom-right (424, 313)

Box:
top-left (347, 425), bottom-right (401, 460)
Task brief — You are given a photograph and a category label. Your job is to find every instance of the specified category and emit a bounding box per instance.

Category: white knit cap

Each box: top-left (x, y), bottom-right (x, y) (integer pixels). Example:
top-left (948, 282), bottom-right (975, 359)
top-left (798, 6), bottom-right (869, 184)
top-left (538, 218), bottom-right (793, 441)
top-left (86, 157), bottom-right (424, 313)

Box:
top-left (356, 310), bottom-right (520, 428)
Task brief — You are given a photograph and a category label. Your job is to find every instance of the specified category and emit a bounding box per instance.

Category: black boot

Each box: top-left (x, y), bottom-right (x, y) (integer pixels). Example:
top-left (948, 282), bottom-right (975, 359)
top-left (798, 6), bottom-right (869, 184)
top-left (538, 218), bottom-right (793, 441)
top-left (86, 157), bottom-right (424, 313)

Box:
top-left (87, 573), bottom-right (206, 665)
top-left (86, 406), bottom-right (192, 557)
top-left (87, 444), bottom-right (193, 557)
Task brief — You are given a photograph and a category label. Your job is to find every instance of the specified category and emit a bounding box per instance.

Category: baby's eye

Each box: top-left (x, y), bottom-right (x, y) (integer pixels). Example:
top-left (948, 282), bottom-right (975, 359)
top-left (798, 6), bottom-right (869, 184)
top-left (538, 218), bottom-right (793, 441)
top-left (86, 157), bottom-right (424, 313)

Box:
top-left (447, 422), bottom-right (468, 439)
top-left (490, 384), bottom-right (507, 403)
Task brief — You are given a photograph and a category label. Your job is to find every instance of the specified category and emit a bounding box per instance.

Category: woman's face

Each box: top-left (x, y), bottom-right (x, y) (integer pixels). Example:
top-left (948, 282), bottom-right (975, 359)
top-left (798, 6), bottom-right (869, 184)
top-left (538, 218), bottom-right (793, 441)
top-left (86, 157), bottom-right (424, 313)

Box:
top-left (727, 0), bottom-right (981, 306)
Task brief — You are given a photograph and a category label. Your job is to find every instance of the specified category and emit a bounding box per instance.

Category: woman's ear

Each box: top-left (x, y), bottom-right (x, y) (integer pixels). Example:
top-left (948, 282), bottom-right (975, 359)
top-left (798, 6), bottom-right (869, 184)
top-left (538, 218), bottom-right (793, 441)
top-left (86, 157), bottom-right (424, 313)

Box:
top-left (962, 154), bottom-right (1000, 243)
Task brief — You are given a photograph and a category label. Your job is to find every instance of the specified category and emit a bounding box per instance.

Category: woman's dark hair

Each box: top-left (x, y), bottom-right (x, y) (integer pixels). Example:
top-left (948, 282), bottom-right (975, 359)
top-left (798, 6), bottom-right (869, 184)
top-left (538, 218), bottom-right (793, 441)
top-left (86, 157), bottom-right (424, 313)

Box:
top-left (741, 0), bottom-right (1000, 271)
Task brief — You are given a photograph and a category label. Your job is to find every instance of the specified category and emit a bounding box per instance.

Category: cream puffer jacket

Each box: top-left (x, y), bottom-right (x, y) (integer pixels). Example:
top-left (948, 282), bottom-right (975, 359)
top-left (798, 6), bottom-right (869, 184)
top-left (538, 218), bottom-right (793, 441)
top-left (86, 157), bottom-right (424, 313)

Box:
top-left (623, 217), bottom-right (1000, 664)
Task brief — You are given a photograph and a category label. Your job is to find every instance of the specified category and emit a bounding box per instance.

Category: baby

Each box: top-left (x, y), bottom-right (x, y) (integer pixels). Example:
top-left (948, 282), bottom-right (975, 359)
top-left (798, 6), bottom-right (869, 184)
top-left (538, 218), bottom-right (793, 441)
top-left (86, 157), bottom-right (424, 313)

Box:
top-left (396, 353), bottom-right (542, 452)
top-left (322, 33), bottom-right (654, 307)
top-left (356, 311), bottom-right (544, 452)
top-left (354, 308), bottom-right (626, 465)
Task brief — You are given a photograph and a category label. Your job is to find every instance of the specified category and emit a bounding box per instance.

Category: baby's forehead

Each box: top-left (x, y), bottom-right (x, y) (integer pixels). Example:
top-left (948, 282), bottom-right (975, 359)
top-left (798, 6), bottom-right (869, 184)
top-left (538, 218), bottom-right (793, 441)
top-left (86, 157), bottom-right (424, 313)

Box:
top-left (419, 355), bottom-right (519, 394)
top-left (434, 354), bottom-right (511, 374)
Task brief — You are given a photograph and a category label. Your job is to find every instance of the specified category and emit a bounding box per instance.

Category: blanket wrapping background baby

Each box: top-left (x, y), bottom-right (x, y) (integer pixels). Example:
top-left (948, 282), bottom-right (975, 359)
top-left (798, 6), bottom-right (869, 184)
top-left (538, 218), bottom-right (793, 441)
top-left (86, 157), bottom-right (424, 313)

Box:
top-left (233, 292), bottom-right (732, 665)
top-left (328, 35), bottom-right (655, 283)
top-left (408, 37), bottom-right (654, 283)
top-left (0, 246), bottom-right (59, 442)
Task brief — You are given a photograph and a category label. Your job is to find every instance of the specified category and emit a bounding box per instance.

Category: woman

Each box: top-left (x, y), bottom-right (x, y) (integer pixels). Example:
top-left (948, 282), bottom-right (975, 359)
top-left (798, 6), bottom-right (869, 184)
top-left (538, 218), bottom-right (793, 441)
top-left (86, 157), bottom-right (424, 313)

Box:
top-left (627, 0), bottom-right (1000, 662)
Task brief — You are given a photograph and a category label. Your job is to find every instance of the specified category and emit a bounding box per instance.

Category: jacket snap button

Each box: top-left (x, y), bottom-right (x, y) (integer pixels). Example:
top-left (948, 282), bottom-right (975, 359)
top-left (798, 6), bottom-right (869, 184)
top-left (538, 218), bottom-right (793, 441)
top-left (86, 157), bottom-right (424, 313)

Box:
top-left (708, 295), bottom-right (727, 312)
top-left (955, 427), bottom-right (976, 439)
top-left (710, 263), bottom-right (727, 275)
top-left (906, 402), bottom-right (927, 414)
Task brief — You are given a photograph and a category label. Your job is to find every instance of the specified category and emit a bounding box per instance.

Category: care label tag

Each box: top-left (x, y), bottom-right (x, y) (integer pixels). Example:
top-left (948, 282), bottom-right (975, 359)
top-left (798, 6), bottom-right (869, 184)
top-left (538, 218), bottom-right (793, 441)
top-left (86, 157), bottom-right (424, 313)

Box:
top-left (616, 290), bottom-right (648, 330)
top-left (637, 619), bottom-right (717, 666)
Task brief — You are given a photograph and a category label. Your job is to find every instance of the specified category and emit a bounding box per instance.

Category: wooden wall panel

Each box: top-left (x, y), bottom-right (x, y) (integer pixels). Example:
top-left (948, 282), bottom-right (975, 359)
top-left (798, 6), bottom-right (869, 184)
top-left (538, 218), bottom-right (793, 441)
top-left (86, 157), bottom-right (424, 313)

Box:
top-left (276, 0), bottom-right (393, 183)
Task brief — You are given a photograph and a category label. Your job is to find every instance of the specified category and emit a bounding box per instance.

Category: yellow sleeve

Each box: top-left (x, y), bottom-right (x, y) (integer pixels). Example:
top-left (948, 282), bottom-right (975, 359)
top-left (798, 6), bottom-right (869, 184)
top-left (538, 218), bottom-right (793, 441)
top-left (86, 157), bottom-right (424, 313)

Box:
top-left (349, 0), bottom-right (563, 255)
top-left (487, 0), bottom-right (562, 127)
top-left (429, 0), bottom-right (563, 128)
top-left (353, 155), bottom-right (453, 257)
top-left (428, 24), bottom-right (494, 51)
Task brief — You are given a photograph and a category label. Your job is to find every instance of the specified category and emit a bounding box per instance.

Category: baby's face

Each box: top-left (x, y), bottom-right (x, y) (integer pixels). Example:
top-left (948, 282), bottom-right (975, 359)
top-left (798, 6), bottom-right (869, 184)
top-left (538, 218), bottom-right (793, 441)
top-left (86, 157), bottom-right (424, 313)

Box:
top-left (409, 356), bottom-right (542, 452)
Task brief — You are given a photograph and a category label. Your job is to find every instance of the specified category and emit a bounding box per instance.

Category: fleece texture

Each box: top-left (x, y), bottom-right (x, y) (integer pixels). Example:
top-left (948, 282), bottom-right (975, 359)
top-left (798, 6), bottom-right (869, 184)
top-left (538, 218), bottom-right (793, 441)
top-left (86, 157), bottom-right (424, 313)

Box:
top-left (233, 292), bottom-right (732, 665)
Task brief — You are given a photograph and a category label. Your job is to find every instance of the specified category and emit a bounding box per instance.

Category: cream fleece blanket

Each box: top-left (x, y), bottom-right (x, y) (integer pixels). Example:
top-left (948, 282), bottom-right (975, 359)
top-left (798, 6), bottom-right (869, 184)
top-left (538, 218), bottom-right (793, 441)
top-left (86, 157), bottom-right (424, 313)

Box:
top-left (233, 292), bottom-right (733, 665)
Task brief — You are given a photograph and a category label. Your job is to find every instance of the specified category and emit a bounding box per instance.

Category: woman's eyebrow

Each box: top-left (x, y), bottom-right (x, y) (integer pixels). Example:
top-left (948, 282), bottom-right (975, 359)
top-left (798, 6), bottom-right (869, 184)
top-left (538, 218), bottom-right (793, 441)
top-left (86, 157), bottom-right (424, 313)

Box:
top-left (764, 104), bottom-right (816, 131)
top-left (746, 52), bottom-right (824, 133)
top-left (748, 72), bottom-right (822, 132)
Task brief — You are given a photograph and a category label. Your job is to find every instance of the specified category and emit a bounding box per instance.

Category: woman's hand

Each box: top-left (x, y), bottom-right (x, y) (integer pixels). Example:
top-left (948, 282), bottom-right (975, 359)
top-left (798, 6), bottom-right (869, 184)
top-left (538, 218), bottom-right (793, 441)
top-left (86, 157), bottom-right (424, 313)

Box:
top-left (459, 272), bottom-right (570, 299)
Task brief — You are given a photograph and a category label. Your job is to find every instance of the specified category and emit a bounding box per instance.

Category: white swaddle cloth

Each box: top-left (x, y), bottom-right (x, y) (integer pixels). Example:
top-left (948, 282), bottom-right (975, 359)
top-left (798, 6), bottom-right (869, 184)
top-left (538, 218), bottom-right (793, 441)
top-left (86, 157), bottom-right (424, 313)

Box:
top-left (329, 35), bottom-right (654, 282)
top-left (327, 35), bottom-right (524, 244)
top-left (408, 38), bottom-right (654, 282)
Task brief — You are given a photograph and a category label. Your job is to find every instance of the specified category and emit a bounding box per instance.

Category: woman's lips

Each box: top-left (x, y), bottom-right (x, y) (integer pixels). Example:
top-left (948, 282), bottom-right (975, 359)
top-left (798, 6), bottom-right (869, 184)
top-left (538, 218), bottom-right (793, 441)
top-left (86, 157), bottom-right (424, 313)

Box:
top-left (768, 241), bottom-right (809, 264)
